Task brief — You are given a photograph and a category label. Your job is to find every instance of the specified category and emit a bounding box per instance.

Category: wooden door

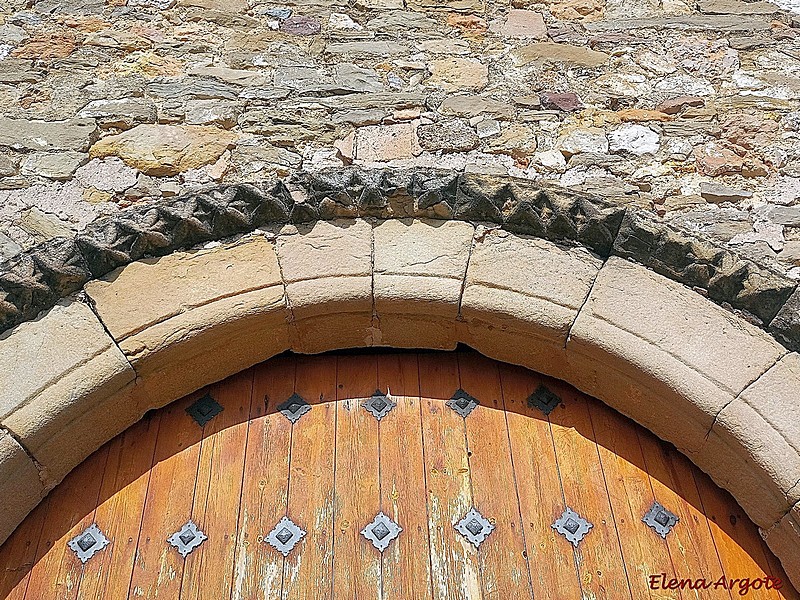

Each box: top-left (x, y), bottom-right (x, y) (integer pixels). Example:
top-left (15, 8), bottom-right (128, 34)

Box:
top-left (1, 351), bottom-right (797, 600)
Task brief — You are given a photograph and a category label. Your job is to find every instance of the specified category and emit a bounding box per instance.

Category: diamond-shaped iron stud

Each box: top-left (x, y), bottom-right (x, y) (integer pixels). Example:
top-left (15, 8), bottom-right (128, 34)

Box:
top-left (446, 389), bottom-right (479, 418)
top-left (186, 393), bottom-right (223, 426)
top-left (277, 393), bottom-right (311, 424)
top-left (362, 390), bottom-right (396, 421)
top-left (552, 508), bottom-right (593, 547)
top-left (361, 512), bottom-right (402, 552)
top-left (455, 508), bottom-right (495, 548)
top-left (68, 523), bottom-right (110, 563)
top-left (168, 521), bottom-right (207, 557)
top-left (266, 516), bottom-right (307, 556)
top-left (527, 384), bottom-right (561, 416)
top-left (643, 501), bottom-right (679, 539)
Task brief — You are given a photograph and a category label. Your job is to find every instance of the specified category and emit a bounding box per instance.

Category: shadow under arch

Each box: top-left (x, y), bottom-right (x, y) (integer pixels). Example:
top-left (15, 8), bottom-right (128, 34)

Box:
top-left (1, 349), bottom-right (795, 599)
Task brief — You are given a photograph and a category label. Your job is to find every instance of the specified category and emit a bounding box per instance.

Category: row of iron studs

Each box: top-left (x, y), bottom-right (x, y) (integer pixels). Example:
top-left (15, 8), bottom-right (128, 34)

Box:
top-left (68, 386), bottom-right (680, 563)
top-left (69, 498), bottom-right (679, 564)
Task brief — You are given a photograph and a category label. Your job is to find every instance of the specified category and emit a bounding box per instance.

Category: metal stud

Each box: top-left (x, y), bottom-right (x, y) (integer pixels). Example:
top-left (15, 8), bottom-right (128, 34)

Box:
top-left (168, 520), bottom-right (207, 557)
top-left (266, 516), bottom-right (307, 557)
top-left (455, 508), bottom-right (495, 548)
top-left (361, 511), bottom-right (402, 552)
top-left (186, 393), bottom-right (223, 426)
top-left (362, 390), bottom-right (396, 421)
top-left (527, 384), bottom-right (561, 416)
top-left (552, 508), bottom-right (592, 547)
top-left (277, 393), bottom-right (311, 424)
top-left (68, 523), bottom-right (110, 563)
top-left (446, 389), bottom-right (479, 418)
top-left (643, 501), bottom-right (679, 538)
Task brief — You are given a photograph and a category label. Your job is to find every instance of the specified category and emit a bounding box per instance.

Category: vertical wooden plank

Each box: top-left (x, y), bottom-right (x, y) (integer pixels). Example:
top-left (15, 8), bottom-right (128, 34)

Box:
top-left (181, 369), bottom-right (253, 600)
top-left (127, 393), bottom-right (204, 600)
top-left (418, 352), bottom-right (482, 600)
top-left (23, 445), bottom-right (110, 600)
top-left (637, 436), bottom-right (732, 600)
top-left (547, 379), bottom-right (634, 600)
top-left (377, 353), bottom-right (433, 600)
top-left (230, 356), bottom-right (295, 600)
top-left (498, 362), bottom-right (584, 599)
top-left (75, 413), bottom-right (161, 600)
top-left (0, 495), bottom-right (50, 599)
top-left (588, 399), bottom-right (681, 599)
top-left (695, 470), bottom-right (785, 600)
top-left (283, 355), bottom-right (338, 600)
top-left (331, 354), bottom-right (381, 600)
top-left (457, 352), bottom-right (532, 600)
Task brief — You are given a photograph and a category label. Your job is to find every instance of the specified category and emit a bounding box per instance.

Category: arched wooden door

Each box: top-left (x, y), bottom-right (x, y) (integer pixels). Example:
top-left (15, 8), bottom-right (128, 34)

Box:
top-left (1, 351), bottom-right (797, 600)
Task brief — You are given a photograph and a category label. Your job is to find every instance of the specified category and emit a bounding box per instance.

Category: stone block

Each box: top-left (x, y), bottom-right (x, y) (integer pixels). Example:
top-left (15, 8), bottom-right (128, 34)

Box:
top-left (85, 237), bottom-right (290, 408)
top-left (566, 256), bottom-right (785, 461)
top-left (374, 219), bottom-right (474, 316)
top-left (698, 353), bottom-right (800, 527)
top-left (277, 219), bottom-right (374, 353)
top-left (0, 300), bottom-right (136, 484)
top-left (0, 431), bottom-right (45, 546)
top-left (462, 229), bottom-right (602, 343)
top-left (763, 504), bottom-right (800, 591)
top-left (85, 235), bottom-right (283, 341)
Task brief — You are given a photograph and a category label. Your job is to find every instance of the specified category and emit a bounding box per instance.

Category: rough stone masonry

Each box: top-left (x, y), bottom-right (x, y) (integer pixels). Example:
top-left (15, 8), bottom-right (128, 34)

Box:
top-left (0, 0), bottom-right (799, 281)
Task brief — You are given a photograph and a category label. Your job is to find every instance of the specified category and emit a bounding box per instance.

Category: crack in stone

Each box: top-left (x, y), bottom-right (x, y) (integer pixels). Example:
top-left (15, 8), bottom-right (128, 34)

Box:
top-left (455, 221), bottom-right (480, 321)
top-left (704, 351), bottom-right (789, 441)
top-left (1, 426), bottom-right (48, 488)
top-left (564, 257), bottom-right (607, 350)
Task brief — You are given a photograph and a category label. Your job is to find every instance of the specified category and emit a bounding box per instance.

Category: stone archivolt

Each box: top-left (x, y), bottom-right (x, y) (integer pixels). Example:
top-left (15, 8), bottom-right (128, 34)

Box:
top-left (1, 168), bottom-right (800, 588)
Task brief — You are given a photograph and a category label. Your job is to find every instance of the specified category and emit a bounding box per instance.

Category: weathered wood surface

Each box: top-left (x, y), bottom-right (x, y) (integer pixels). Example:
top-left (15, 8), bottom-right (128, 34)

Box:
top-left (1, 352), bottom-right (794, 600)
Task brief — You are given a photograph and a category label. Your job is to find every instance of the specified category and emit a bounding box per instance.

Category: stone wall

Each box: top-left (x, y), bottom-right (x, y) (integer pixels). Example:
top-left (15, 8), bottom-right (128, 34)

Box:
top-left (1, 0), bottom-right (799, 280)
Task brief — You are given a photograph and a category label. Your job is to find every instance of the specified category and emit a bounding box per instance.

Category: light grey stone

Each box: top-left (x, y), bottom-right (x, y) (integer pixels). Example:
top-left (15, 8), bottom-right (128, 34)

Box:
top-left (20, 151), bottom-right (87, 181)
top-left (0, 118), bottom-right (98, 152)
top-left (0, 231), bottom-right (21, 259)
top-left (326, 41), bottom-right (408, 55)
top-left (74, 158), bottom-right (139, 193)
top-left (608, 124), bottom-right (660, 155)
top-left (417, 119), bottom-right (480, 152)
top-left (700, 182), bottom-right (754, 204)
top-left (77, 98), bottom-right (157, 129)
top-left (184, 100), bottom-right (240, 128)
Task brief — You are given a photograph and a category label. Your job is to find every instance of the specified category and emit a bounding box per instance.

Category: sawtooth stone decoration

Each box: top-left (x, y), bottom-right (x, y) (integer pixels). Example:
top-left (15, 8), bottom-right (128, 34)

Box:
top-left (1, 168), bottom-right (797, 355)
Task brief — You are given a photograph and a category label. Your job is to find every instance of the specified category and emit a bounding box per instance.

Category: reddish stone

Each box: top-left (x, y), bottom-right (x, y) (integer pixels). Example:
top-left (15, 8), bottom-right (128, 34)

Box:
top-left (656, 96), bottom-right (706, 115)
top-left (694, 142), bottom-right (744, 176)
top-left (540, 92), bottom-right (583, 112)
top-left (280, 16), bottom-right (321, 36)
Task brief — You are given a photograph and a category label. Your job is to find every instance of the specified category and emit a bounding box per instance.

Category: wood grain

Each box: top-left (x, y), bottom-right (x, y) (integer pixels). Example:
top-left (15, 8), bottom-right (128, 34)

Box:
top-left (636, 434), bottom-right (730, 600)
top-left (181, 369), bottom-right (253, 600)
top-left (1, 351), bottom-right (797, 600)
top-left (418, 353), bottom-right (482, 600)
top-left (498, 362), bottom-right (583, 599)
top-left (331, 354), bottom-right (381, 600)
top-left (76, 413), bottom-right (161, 600)
top-left (547, 380), bottom-right (633, 600)
top-left (457, 352), bottom-right (531, 600)
top-left (695, 469), bottom-right (783, 600)
top-left (377, 353), bottom-right (432, 600)
top-left (588, 399), bottom-right (681, 600)
top-left (284, 354), bottom-right (338, 600)
top-left (230, 356), bottom-right (294, 600)
top-left (126, 393), bottom-right (205, 600)
top-left (23, 444), bottom-right (110, 600)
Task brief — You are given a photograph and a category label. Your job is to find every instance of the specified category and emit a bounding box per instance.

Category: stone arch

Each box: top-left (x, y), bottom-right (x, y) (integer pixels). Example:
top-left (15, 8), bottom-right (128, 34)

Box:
top-left (1, 168), bottom-right (800, 587)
